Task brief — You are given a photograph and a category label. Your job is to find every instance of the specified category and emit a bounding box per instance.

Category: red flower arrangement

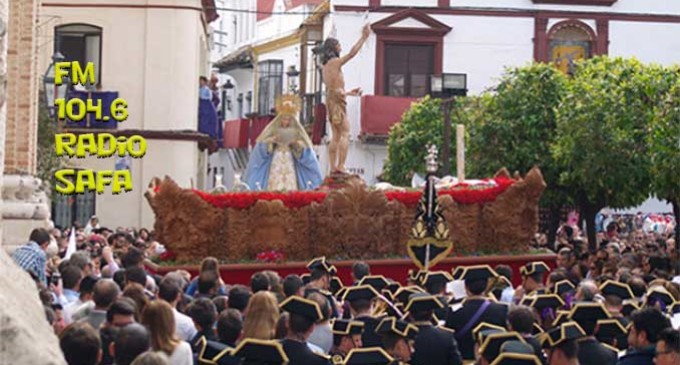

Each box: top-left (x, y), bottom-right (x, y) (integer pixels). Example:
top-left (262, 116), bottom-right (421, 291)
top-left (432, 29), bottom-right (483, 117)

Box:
top-left (159, 249), bottom-right (177, 262)
top-left (256, 250), bottom-right (286, 263)
top-left (189, 177), bottom-right (516, 210)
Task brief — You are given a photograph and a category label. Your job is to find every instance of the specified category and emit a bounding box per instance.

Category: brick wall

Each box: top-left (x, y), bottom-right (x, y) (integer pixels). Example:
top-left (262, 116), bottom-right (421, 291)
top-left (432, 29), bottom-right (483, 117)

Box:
top-left (5, 0), bottom-right (38, 175)
top-left (1, 0), bottom-right (8, 244)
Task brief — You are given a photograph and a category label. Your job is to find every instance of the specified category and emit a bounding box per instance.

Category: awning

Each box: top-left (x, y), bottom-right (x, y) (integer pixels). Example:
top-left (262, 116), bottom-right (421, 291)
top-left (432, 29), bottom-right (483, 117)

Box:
top-left (214, 45), bottom-right (254, 72)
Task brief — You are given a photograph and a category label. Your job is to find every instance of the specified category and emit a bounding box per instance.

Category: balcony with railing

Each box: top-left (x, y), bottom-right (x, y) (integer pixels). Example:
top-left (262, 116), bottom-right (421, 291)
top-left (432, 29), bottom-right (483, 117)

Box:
top-left (222, 94), bottom-right (417, 150)
top-left (358, 94), bottom-right (417, 143)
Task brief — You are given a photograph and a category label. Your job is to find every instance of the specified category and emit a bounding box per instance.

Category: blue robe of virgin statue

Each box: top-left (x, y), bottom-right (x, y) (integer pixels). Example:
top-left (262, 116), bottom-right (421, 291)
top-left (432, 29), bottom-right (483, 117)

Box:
top-left (244, 114), bottom-right (323, 191)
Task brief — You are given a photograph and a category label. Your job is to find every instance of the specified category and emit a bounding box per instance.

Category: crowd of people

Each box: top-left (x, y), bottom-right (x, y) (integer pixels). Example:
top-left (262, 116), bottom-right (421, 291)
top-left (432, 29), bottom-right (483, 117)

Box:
top-left (8, 213), bottom-right (680, 365)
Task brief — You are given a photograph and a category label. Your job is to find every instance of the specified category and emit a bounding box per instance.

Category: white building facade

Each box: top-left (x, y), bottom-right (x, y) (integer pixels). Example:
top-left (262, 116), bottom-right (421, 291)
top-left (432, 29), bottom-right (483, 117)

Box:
top-left (213, 0), bottom-right (680, 188)
top-left (39, 0), bottom-right (219, 229)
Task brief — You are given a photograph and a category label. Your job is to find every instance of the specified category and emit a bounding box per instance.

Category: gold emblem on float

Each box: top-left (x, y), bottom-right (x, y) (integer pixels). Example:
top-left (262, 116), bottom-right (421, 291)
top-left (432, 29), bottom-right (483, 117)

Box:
top-left (406, 145), bottom-right (453, 271)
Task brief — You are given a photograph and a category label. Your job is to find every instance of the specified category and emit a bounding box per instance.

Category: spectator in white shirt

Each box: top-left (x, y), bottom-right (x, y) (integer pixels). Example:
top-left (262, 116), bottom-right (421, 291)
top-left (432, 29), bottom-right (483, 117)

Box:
top-left (158, 276), bottom-right (197, 342)
top-left (65, 275), bottom-right (99, 324)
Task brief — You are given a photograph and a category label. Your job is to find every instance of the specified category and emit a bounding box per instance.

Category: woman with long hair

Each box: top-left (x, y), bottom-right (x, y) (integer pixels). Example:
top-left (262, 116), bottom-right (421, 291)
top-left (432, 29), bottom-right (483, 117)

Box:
top-left (141, 301), bottom-right (192, 365)
top-left (242, 291), bottom-right (280, 340)
top-left (123, 283), bottom-right (149, 321)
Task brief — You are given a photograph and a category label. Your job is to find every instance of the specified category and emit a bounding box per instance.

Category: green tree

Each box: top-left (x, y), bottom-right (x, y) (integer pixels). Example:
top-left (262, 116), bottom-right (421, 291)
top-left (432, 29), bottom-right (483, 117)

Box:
top-left (553, 57), bottom-right (670, 248)
top-left (382, 95), bottom-right (488, 186)
top-left (649, 73), bottom-right (680, 244)
top-left (467, 64), bottom-right (570, 247)
top-left (37, 91), bottom-right (62, 196)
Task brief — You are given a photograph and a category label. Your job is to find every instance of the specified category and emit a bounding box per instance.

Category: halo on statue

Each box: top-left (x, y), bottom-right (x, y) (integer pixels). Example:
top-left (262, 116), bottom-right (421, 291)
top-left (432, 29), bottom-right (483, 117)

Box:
top-left (275, 94), bottom-right (302, 115)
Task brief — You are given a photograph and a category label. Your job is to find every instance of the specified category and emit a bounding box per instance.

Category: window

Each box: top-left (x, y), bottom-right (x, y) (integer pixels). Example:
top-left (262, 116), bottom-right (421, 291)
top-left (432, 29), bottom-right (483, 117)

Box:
top-left (257, 60), bottom-right (283, 115)
top-left (384, 44), bottom-right (434, 97)
top-left (549, 23), bottom-right (594, 75)
top-left (52, 170), bottom-right (96, 228)
top-left (246, 91), bottom-right (252, 116)
top-left (237, 93), bottom-right (244, 118)
top-left (55, 24), bottom-right (102, 86)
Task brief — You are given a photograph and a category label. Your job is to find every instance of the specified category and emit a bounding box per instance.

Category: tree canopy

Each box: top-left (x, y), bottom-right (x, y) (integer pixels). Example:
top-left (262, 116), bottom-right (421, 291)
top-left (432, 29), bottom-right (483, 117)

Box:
top-left (384, 56), bottom-right (680, 247)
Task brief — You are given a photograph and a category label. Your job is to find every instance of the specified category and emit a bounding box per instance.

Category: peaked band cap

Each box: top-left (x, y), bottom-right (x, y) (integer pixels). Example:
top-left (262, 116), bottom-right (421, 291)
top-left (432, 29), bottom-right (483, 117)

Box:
top-left (568, 302), bottom-right (611, 323)
top-left (343, 347), bottom-right (395, 365)
top-left (307, 256), bottom-right (337, 275)
top-left (342, 285), bottom-right (380, 303)
top-left (479, 332), bottom-right (526, 362)
top-left (358, 275), bottom-right (390, 292)
top-left (422, 271), bottom-right (453, 286)
top-left (599, 280), bottom-right (635, 301)
top-left (375, 317), bottom-right (419, 340)
top-left (196, 338), bottom-right (241, 365)
top-left (501, 341), bottom-right (535, 356)
top-left (622, 299), bottom-right (641, 317)
top-left (553, 280), bottom-right (576, 296)
top-left (644, 287), bottom-right (675, 307)
top-left (394, 286), bottom-right (425, 304)
top-left (520, 262), bottom-right (550, 277)
top-left (541, 321), bottom-right (586, 348)
top-left (490, 353), bottom-right (542, 365)
top-left (595, 319), bottom-right (627, 339)
top-left (331, 319), bottom-right (365, 336)
top-left (525, 294), bottom-right (565, 311)
top-left (457, 265), bottom-right (498, 282)
top-left (280, 296), bottom-right (323, 322)
top-left (404, 293), bottom-right (445, 313)
top-left (232, 338), bottom-right (289, 364)
top-left (473, 322), bottom-right (507, 344)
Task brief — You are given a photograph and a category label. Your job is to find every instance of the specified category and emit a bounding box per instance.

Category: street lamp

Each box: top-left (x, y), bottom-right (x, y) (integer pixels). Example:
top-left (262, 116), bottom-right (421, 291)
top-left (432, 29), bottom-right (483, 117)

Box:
top-left (430, 73), bottom-right (467, 176)
top-left (43, 52), bottom-right (71, 119)
top-left (286, 65), bottom-right (300, 93)
top-left (430, 73), bottom-right (467, 98)
top-left (222, 79), bottom-right (234, 113)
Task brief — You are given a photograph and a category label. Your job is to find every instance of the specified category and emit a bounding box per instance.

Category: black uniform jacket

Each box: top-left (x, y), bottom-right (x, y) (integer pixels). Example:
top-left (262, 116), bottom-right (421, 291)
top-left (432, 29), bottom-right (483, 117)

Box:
top-left (411, 323), bottom-right (463, 365)
top-left (444, 298), bottom-right (509, 360)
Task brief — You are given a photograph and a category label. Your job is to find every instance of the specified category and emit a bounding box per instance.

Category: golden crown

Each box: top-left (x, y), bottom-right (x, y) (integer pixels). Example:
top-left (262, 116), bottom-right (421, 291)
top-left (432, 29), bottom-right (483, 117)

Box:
top-left (275, 94), bottom-right (302, 115)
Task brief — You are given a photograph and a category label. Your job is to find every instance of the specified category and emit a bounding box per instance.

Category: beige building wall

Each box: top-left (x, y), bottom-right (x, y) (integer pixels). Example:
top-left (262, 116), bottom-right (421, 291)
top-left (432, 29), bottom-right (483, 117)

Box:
top-left (39, 0), bottom-right (213, 228)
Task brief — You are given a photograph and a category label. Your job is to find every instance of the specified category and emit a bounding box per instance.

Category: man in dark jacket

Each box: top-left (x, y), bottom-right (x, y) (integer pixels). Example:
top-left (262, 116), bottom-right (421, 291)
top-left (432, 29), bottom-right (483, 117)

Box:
top-left (445, 265), bottom-right (509, 360)
top-left (617, 308), bottom-right (671, 365)
top-left (406, 293), bottom-right (462, 365)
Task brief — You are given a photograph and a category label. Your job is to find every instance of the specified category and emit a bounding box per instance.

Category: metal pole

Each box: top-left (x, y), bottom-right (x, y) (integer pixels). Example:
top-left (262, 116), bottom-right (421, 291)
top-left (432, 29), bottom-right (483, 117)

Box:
top-left (441, 98), bottom-right (452, 176)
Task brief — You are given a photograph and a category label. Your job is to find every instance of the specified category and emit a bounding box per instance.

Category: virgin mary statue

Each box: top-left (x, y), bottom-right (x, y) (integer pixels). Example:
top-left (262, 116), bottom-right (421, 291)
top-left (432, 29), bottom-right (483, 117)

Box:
top-left (244, 94), bottom-right (323, 191)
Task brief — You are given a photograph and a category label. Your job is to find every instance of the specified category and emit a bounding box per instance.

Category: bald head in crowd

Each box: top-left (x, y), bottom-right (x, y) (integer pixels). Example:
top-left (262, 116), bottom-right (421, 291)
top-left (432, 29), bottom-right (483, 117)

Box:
top-left (94, 279), bottom-right (121, 310)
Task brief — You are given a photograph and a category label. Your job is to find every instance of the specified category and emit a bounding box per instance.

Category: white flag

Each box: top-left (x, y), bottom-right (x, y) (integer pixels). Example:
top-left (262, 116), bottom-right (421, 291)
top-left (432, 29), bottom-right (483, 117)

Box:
top-left (64, 227), bottom-right (77, 260)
